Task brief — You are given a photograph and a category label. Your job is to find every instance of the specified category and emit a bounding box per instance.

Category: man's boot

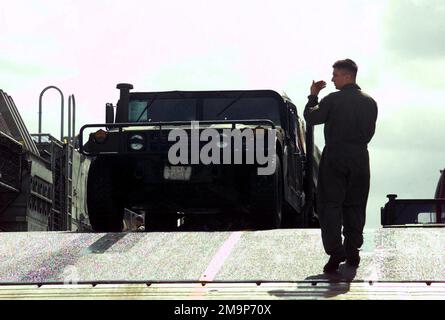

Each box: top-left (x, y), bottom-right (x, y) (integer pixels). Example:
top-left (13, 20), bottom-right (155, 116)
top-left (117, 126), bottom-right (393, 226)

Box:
top-left (323, 256), bottom-right (346, 273)
top-left (346, 252), bottom-right (361, 267)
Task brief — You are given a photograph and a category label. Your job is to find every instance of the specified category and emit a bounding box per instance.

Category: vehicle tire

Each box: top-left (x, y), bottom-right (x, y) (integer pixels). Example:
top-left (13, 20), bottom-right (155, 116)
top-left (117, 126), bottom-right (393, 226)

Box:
top-left (251, 156), bottom-right (283, 230)
top-left (87, 157), bottom-right (124, 232)
top-left (145, 212), bottom-right (177, 232)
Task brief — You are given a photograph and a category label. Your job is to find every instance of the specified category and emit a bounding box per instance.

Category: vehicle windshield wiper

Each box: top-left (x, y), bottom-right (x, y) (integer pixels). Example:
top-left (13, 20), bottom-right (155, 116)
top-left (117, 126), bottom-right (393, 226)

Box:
top-left (215, 93), bottom-right (244, 117)
top-left (135, 95), bottom-right (157, 122)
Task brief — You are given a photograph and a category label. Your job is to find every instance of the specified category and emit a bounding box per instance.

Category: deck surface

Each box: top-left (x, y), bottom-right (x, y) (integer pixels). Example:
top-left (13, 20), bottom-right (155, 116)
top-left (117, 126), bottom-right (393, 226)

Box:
top-left (0, 227), bottom-right (444, 299)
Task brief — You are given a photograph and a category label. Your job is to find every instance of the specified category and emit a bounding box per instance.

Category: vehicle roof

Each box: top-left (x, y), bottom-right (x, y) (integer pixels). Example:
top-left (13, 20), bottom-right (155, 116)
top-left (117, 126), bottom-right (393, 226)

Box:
top-left (129, 89), bottom-right (287, 104)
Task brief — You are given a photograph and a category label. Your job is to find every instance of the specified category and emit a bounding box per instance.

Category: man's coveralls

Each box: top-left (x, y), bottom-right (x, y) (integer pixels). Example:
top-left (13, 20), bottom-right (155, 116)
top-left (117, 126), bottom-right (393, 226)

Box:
top-left (304, 83), bottom-right (378, 258)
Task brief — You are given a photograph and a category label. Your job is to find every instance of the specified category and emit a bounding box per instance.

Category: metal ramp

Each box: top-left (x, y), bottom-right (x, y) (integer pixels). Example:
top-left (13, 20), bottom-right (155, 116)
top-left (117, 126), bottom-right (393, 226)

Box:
top-left (0, 92), bottom-right (25, 223)
top-left (0, 90), bottom-right (39, 156)
top-left (0, 132), bottom-right (23, 216)
top-left (0, 227), bottom-right (444, 299)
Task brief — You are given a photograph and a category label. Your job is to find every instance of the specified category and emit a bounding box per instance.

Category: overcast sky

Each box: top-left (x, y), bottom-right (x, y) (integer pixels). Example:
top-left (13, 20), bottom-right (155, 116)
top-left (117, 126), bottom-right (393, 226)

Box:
top-left (1, 0), bottom-right (444, 228)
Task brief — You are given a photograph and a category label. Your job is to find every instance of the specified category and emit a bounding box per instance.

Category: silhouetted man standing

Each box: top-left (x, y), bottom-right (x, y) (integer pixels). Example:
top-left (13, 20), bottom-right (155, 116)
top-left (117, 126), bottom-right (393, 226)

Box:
top-left (304, 59), bottom-right (378, 273)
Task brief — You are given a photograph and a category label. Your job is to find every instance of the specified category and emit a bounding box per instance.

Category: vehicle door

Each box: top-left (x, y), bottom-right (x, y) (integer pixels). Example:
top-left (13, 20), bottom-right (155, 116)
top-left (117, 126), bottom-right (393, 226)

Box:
top-left (285, 102), bottom-right (303, 193)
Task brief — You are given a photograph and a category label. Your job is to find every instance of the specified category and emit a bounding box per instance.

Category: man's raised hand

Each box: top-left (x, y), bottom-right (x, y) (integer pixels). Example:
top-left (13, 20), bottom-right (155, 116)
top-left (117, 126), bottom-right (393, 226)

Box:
top-left (310, 80), bottom-right (327, 96)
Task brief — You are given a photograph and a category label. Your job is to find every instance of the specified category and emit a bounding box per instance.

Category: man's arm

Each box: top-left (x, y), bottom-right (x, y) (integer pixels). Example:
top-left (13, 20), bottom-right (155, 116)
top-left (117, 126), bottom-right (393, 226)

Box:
top-left (303, 80), bottom-right (330, 125)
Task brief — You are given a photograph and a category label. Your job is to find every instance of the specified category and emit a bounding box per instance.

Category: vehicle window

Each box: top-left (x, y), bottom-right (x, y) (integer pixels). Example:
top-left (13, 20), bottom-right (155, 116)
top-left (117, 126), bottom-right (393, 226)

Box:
top-left (203, 97), bottom-right (281, 126)
top-left (129, 99), bottom-right (197, 122)
top-left (128, 97), bottom-right (281, 125)
top-left (129, 100), bottom-right (148, 121)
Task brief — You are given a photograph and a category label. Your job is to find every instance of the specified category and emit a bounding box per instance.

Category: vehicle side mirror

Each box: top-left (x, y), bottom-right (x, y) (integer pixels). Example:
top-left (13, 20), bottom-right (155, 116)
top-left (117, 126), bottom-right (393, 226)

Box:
top-left (106, 103), bottom-right (115, 124)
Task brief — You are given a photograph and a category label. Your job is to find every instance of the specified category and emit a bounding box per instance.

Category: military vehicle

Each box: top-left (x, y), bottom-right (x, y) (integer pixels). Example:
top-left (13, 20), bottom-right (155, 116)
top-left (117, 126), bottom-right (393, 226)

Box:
top-left (381, 168), bottom-right (445, 226)
top-left (80, 84), bottom-right (320, 232)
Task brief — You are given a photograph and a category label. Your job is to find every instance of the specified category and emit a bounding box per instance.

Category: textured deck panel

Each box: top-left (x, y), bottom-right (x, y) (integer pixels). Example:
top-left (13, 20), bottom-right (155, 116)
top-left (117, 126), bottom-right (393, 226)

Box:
top-left (0, 228), bottom-right (444, 299)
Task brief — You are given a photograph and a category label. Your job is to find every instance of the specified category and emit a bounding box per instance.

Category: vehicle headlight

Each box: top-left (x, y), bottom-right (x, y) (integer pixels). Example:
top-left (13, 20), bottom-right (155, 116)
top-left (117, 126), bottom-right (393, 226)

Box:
top-left (129, 134), bottom-right (145, 151)
top-left (93, 129), bottom-right (108, 144)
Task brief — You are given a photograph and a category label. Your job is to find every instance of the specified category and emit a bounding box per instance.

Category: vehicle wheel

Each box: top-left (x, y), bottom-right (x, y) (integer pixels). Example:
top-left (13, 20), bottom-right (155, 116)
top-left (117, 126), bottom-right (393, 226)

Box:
top-left (145, 212), bottom-right (177, 231)
top-left (251, 156), bottom-right (283, 230)
top-left (87, 157), bottom-right (124, 232)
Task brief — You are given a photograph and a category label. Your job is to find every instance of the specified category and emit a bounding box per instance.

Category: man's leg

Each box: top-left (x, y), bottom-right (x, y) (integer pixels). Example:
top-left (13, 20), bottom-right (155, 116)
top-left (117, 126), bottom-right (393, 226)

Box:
top-left (318, 202), bottom-right (346, 258)
top-left (342, 203), bottom-right (366, 264)
top-left (343, 151), bottom-right (370, 266)
top-left (316, 149), bottom-right (348, 271)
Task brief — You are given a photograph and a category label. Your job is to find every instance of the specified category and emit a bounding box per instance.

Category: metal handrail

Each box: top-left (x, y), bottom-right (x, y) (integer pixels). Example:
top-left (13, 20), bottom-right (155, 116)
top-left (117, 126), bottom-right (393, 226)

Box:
top-left (68, 94), bottom-right (76, 144)
top-left (38, 86), bottom-right (64, 143)
top-left (79, 119), bottom-right (276, 156)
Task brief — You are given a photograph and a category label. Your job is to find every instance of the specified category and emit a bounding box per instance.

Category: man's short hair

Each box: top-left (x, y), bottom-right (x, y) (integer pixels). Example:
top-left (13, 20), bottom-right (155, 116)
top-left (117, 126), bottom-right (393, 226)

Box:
top-left (333, 59), bottom-right (358, 78)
